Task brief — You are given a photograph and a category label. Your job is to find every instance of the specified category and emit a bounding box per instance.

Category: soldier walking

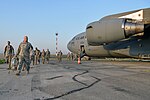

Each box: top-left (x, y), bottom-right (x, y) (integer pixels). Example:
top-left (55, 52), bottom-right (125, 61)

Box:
top-left (30, 50), bottom-right (35, 65)
top-left (35, 47), bottom-right (41, 65)
top-left (4, 41), bottom-right (14, 70)
top-left (67, 52), bottom-right (71, 60)
top-left (41, 49), bottom-right (46, 64)
top-left (45, 49), bottom-right (50, 64)
top-left (71, 52), bottom-right (74, 61)
top-left (15, 36), bottom-right (33, 75)
top-left (58, 50), bottom-right (63, 62)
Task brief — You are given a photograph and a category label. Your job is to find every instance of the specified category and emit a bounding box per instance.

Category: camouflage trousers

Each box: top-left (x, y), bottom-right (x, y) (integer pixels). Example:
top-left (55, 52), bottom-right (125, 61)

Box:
top-left (5, 55), bottom-right (13, 69)
top-left (18, 56), bottom-right (31, 72)
top-left (31, 56), bottom-right (35, 65)
top-left (35, 56), bottom-right (40, 64)
top-left (58, 56), bottom-right (62, 62)
top-left (42, 57), bottom-right (45, 64)
top-left (46, 57), bottom-right (49, 64)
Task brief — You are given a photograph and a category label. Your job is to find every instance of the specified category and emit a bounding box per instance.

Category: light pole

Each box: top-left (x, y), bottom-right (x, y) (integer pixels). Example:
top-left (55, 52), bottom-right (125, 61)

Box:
top-left (55, 33), bottom-right (58, 56)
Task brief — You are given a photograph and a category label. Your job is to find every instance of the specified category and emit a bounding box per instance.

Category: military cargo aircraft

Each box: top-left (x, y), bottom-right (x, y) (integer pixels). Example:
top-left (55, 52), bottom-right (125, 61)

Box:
top-left (67, 8), bottom-right (150, 59)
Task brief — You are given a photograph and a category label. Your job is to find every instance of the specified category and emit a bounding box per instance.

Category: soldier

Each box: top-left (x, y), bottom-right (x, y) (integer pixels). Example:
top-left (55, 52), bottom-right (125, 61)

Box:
top-left (67, 52), bottom-right (71, 60)
top-left (15, 36), bottom-right (33, 75)
top-left (58, 50), bottom-right (63, 62)
top-left (56, 52), bottom-right (59, 61)
top-left (35, 47), bottom-right (41, 65)
top-left (45, 49), bottom-right (50, 64)
top-left (78, 49), bottom-right (82, 61)
top-left (38, 50), bottom-right (41, 64)
top-left (71, 52), bottom-right (74, 61)
top-left (41, 49), bottom-right (46, 64)
top-left (74, 53), bottom-right (78, 61)
top-left (30, 50), bottom-right (35, 65)
top-left (4, 41), bottom-right (14, 70)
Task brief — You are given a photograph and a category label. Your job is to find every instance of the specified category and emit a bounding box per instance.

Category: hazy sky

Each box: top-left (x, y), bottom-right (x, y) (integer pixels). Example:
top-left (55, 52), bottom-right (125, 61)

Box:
top-left (0, 0), bottom-right (149, 54)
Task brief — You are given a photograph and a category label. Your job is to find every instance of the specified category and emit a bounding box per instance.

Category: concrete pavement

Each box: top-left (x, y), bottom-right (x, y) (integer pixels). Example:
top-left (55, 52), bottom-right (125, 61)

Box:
top-left (0, 60), bottom-right (150, 100)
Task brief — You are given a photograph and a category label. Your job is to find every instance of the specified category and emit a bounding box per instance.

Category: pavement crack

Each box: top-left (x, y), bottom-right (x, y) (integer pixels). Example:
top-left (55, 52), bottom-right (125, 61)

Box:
top-left (44, 75), bottom-right (101, 100)
top-left (45, 76), bottom-right (63, 80)
top-left (72, 71), bottom-right (89, 86)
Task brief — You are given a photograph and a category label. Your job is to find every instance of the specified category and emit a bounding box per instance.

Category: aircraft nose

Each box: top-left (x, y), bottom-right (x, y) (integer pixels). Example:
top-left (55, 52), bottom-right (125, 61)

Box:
top-left (67, 41), bottom-right (72, 52)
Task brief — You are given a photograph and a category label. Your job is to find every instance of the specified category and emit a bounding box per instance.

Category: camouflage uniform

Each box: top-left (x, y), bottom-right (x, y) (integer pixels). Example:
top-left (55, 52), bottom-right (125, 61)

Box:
top-left (35, 48), bottom-right (41, 64)
top-left (16, 42), bottom-right (33, 73)
top-left (71, 53), bottom-right (74, 60)
top-left (41, 49), bottom-right (46, 64)
top-left (58, 51), bottom-right (63, 62)
top-left (67, 52), bottom-right (71, 60)
top-left (4, 42), bottom-right (14, 69)
top-left (30, 50), bottom-right (35, 65)
top-left (45, 49), bottom-right (50, 64)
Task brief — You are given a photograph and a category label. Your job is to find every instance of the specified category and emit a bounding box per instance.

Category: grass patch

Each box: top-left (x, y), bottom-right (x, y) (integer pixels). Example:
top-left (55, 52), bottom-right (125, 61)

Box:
top-left (0, 59), bottom-right (5, 64)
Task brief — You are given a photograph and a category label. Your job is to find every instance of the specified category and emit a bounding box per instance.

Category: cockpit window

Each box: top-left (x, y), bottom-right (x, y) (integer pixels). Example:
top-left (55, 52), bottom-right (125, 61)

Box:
top-left (76, 37), bottom-right (80, 40)
top-left (86, 26), bottom-right (93, 29)
top-left (80, 36), bottom-right (84, 39)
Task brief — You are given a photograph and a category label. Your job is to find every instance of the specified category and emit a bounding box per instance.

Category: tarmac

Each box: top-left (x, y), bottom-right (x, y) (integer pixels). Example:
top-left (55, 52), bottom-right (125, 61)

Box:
top-left (0, 59), bottom-right (150, 100)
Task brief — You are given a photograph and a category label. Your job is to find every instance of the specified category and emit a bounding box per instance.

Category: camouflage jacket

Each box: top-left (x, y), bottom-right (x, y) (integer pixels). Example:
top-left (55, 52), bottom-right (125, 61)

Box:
top-left (35, 49), bottom-right (41, 57)
top-left (4, 45), bottom-right (14, 57)
top-left (45, 51), bottom-right (50, 58)
top-left (16, 42), bottom-right (33, 58)
top-left (41, 51), bottom-right (46, 57)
